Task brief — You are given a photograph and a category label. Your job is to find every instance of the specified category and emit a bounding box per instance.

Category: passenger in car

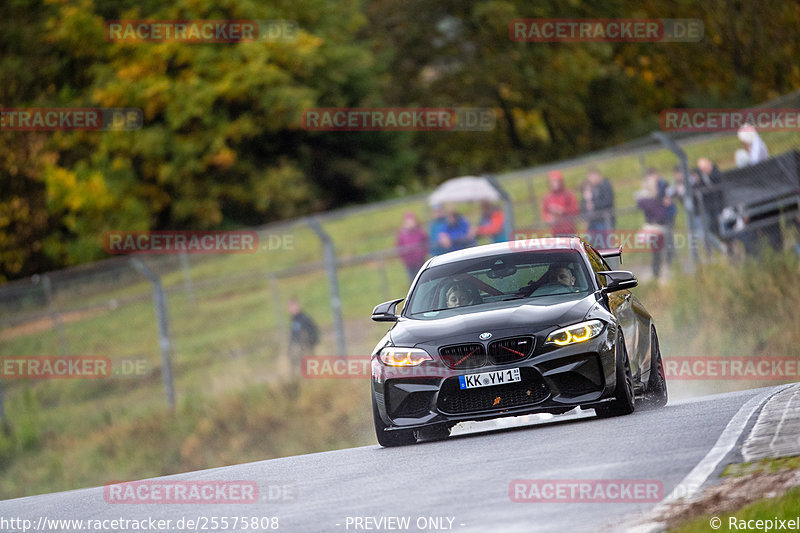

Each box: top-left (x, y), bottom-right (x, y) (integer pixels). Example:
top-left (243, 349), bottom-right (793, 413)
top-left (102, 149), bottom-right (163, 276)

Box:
top-left (445, 283), bottom-right (477, 308)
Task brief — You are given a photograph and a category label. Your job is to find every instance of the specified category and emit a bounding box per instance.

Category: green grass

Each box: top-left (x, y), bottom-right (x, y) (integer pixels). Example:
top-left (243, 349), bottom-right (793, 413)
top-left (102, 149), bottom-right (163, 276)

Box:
top-left (669, 455), bottom-right (800, 533)
top-left (670, 487), bottom-right (800, 533)
top-left (0, 130), bottom-right (798, 499)
top-left (723, 456), bottom-right (800, 478)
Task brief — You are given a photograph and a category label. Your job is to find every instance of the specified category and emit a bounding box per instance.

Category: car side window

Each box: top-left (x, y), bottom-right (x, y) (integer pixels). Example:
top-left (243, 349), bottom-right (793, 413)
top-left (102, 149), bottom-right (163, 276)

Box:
top-left (583, 243), bottom-right (607, 287)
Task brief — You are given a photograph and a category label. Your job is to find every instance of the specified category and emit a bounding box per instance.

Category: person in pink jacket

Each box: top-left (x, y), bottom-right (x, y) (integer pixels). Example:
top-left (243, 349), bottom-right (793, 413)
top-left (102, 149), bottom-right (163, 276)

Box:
top-left (396, 212), bottom-right (428, 280)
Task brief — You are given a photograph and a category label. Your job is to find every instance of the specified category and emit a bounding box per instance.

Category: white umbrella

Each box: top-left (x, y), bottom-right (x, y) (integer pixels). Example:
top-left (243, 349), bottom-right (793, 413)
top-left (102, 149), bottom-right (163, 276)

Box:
top-left (428, 175), bottom-right (501, 206)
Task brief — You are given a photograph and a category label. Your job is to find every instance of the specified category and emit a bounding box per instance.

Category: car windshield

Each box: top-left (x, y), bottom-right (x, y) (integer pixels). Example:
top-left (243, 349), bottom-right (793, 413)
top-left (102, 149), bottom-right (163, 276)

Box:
top-left (405, 250), bottom-right (592, 318)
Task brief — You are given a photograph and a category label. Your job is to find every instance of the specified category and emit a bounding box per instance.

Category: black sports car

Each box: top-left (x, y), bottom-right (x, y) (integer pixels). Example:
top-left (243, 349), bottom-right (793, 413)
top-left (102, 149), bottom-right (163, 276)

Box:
top-left (370, 237), bottom-right (668, 446)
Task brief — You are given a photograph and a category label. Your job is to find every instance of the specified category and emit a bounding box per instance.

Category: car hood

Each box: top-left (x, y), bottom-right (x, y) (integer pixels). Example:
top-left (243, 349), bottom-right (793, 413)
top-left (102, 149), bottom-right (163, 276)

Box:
top-left (390, 296), bottom-right (595, 346)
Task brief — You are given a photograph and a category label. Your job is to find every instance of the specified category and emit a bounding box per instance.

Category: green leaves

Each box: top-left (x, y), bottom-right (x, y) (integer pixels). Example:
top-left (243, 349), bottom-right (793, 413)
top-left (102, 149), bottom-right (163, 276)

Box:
top-left (2, 0), bottom-right (800, 279)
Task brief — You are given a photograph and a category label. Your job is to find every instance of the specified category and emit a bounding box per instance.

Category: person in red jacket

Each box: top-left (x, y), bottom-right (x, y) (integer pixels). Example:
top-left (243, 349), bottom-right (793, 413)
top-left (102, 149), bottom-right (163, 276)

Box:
top-left (541, 170), bottom-right (579, 236)
top-left (472, 200), bottom-right (508, 243)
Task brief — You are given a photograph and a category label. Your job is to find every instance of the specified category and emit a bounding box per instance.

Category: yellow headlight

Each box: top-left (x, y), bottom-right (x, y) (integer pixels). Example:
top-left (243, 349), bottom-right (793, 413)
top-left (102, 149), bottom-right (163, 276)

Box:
top-left (379, 347), bottom-right (432, 366)
top-left (546, 320), bottom-right (604, 346)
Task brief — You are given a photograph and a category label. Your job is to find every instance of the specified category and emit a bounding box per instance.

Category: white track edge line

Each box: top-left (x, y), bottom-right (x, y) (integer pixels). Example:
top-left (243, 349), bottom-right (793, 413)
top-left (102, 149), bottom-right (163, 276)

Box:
top-left (627, 384), bottom-right (795, 533)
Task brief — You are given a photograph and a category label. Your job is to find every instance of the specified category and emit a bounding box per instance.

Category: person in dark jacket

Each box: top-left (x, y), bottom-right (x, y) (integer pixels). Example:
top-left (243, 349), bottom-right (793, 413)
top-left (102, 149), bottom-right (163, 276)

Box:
top-left (287, 297), bottom-right (319, 376)
top-left (429, 204), bottom-right (448, 256)
top-left (635, 170), bottom-right (672, 278)
top-left (436, 204), bottom-right (476, 253)
top-left (580, 166), bottom-right (615, 247)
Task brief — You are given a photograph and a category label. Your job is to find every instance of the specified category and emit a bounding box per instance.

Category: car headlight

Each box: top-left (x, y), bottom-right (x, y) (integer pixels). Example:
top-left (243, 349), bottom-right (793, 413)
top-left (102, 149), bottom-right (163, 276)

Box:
top-left (379, 347), bottom-right (432, 366)
top-left (545, 320), bottom-right (605, 347)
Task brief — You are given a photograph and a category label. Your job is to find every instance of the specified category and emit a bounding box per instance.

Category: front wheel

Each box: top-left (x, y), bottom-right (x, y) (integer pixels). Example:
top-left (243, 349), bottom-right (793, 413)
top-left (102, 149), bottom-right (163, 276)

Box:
top-left (372, 390), bottom-right (416, 447)
top-left (595, 333), bottom-right (635, 418)
top-left (641, 326), bottom-right (668, 408)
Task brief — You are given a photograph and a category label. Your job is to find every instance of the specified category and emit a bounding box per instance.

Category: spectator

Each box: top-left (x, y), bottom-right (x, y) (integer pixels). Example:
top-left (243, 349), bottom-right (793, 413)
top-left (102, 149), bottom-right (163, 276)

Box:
top-left (473, 200), bottom-right (508, 243)
top-left (672, 165), bottom-right (705, 260)
top-left (635, 170), bottom-right (673, 278)
top-left (737, 124), bottom-right (769, 165)
top-left (660, 173), bottom-right (678, 269)
top-left (429, 204), bottom-right (448, 256)
top-left (580, 166), bottom-right (615, 245)
top-left (287, 297), bottom-right (319, 376)
top-left (542, 170), bottom-right (580, 237)
top-left (696, 157), bottom-right (725, 250)
top-left (437, 204), bottom-right (476, 253)
top-left (396, 212), bottom-right (428, 280)
top-left (734, 149), bottom-right (751, 168)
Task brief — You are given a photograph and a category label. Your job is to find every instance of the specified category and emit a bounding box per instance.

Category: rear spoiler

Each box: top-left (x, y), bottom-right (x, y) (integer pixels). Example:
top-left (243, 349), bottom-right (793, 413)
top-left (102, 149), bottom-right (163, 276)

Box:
top-left (598, 246), bottom-right (623, 264)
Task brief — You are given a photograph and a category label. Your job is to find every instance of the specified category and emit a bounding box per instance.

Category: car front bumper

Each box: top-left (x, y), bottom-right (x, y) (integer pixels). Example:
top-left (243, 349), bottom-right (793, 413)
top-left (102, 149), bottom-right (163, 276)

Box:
top-left (372, 330), bottom-right (618, 431)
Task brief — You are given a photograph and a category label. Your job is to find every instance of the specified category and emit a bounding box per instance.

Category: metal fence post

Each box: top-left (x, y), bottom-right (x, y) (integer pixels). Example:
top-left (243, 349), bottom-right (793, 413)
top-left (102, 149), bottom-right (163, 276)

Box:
top-left (130, 258), bottom-right (176, 412)
top-left (179, 253), bottom-right (196, 306)
top-left (0, 379), bottom-right (9, 435)
top-left (307, 218), bottom-right (347, 356)
top-left (40, 274), bottom-right (68, 355)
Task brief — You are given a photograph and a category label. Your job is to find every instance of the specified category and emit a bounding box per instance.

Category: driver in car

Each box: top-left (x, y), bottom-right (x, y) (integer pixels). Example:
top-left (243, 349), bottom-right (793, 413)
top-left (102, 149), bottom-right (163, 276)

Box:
top-left (548, 266), bottom-right (576, 288)
top-left (518, 264), bottom-right (579, 296)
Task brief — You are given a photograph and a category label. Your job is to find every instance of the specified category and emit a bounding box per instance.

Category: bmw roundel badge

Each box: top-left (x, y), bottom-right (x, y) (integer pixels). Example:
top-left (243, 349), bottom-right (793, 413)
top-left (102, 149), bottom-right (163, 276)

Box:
top-left (479, 332), bottom-right (492, 340)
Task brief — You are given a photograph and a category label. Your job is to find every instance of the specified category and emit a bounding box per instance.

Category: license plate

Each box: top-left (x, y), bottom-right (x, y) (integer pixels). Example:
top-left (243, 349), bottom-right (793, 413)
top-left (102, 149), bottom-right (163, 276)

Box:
top-left (459, 368), bottom-right (521, 390)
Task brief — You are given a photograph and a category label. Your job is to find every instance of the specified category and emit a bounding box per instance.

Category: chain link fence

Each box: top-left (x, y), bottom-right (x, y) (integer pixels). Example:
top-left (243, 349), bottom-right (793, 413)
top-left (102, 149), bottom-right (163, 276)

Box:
top-left (1, 94), bottom-right (800, 433)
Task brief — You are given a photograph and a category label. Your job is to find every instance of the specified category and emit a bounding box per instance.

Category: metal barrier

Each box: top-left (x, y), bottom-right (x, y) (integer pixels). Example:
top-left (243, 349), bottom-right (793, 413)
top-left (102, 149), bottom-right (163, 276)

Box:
top-left (1, 117), bottom-right (799, 423)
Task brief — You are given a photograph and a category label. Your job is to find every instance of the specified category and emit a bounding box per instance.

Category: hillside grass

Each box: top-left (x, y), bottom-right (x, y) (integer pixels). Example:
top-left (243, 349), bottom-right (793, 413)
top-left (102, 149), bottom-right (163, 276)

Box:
top-left (0, 130), bottom-right (798, 499)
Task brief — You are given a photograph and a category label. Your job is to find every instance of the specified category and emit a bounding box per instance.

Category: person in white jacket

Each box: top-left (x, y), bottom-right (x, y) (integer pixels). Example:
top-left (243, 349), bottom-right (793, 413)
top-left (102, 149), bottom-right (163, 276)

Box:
top-left (736, 124), bottom-right (769, 166)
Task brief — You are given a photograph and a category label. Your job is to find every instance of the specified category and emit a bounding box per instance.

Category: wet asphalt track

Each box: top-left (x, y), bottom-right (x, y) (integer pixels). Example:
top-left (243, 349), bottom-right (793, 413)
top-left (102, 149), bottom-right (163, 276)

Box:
top-left (0, 386), bottom-right (782, 533)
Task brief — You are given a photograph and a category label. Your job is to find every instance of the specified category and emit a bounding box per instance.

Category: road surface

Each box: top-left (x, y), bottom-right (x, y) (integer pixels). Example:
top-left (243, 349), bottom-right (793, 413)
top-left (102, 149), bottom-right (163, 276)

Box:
top-left (0, 386), bottom-right (783, 533)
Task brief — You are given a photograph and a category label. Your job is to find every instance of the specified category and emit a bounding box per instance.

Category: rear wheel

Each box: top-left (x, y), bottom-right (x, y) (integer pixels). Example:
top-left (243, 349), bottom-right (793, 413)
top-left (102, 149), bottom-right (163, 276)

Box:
top-left (372, 390), bottom-right (416, 447)
top-left (595, 333), bottom-right (635, 418)
top-left (642, 327), bottom-right (668, 408)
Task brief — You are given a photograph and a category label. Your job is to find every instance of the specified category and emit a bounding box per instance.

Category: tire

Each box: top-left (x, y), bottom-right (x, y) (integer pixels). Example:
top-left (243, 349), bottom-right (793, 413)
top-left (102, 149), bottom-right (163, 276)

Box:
top-left (595, 333), bottom-right (635, 418)
top-left (372, 390), bottom-right (416, 447)
top-left (641, 326), bottom-right (668, 408)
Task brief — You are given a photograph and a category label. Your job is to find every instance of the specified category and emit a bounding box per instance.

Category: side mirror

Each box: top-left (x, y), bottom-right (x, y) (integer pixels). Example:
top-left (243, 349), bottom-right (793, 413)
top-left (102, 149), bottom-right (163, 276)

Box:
top-left (597, 270), bottom-right (638, 293)
top-left (371, 298), bottom-right (404, 322)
